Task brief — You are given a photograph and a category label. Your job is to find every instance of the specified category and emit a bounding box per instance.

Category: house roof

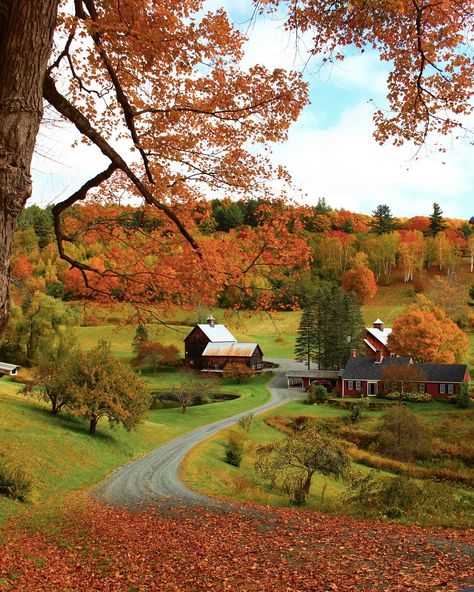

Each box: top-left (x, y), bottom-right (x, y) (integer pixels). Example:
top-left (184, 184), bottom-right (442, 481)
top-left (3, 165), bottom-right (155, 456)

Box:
top-left (0, 362), bottom-right (21, 375)
top-left (366, 326), bottom-right (392, 347)
top-left (202, 342), bottom-right (260, 357)
top-left (342, 356), bottom-right (468, 383)
top-left (286, 369), bottom-right (341, 379)
top-left (416, 363), bottom-right (468, 383)
top-left (342, 356), bottom-right (412, 380)
top-left (195, 324), bottom-right (237, 343)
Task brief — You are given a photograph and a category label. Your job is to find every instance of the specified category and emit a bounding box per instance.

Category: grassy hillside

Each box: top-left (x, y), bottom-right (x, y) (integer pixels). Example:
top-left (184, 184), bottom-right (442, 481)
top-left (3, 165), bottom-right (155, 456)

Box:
top-left (0, 373), bottom-right (271, 525)
top-left (74, 301), bottom-right (411, 361)
top-left (183, 397), bottom-right (474, 526)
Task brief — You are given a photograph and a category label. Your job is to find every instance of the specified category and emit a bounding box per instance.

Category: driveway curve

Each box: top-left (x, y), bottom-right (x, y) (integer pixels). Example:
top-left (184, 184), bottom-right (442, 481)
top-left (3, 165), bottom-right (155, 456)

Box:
top-left (94, 360), bottom-right (305, 510)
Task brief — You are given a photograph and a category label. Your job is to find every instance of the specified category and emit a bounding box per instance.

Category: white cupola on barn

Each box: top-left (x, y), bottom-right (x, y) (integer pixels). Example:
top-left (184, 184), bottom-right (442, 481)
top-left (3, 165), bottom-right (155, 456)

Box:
top-left (206, 315), bottom-right (215, 328)
top-left (373, 319), bottom-right (384, 331)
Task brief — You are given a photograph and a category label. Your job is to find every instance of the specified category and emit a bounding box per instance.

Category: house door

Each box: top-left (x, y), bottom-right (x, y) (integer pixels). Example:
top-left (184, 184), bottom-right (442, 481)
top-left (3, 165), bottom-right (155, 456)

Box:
top-left (367, 382), bottom-right (377, 396)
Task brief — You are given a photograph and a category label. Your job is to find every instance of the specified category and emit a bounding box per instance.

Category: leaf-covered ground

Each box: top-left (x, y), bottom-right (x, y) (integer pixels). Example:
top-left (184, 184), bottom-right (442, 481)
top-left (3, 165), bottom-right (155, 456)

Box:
top-left (1, 500), bottom-right (473, 591)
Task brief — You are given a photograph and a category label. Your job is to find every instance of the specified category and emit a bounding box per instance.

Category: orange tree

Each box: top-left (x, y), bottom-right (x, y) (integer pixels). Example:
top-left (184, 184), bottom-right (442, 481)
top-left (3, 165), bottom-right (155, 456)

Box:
top-left (342, 266), bottom-right (377, 304)
top-left (387, 305), bottom-right (468, 363)
top-left (2, 1), bottom-right (473, 328)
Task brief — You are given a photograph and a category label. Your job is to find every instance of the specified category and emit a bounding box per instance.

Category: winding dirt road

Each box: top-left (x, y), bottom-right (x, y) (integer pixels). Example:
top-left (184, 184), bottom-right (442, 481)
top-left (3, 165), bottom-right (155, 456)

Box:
top-left (95, 361), bottom-right (304, 510)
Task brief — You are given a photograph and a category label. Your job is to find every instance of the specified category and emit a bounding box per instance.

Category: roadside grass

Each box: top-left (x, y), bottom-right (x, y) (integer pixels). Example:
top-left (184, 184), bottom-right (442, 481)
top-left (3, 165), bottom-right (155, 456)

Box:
top-left (183, 406), bottom-right (379, 512)
top-left (183, 396), bottom-right (474, 518)
top-left (0, 373), bottom-right (271, 526)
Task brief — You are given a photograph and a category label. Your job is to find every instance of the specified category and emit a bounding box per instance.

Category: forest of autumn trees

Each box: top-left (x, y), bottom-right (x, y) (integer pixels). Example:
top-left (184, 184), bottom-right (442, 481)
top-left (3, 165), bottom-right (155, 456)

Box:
top-left (1, 1), bottom-right (474, 330)
top-left (8, 200), bottom-right (474, 319)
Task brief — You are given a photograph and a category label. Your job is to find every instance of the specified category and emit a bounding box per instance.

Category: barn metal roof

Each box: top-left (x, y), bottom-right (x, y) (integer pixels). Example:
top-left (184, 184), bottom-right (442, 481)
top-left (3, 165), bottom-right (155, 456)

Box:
top-left (366, 326), bottom-right (392, 347)
top-left (202, 342), bottom-right (259, 357)
top-left (0, 362), bottom-right (21, 375)
top-left (196, 324), bottom-right (236, 343)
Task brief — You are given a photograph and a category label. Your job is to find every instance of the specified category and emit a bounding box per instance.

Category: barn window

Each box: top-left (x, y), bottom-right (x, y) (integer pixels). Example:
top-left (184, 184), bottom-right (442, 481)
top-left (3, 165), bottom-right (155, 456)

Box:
top-left (447, 384), bottom-right (454, 394)
top-left (348, 380), bottom-right (354, 390)
top-left (419, 383), bottom-right (425, 393)
top-left (440, 384), bottom-right (446, 394)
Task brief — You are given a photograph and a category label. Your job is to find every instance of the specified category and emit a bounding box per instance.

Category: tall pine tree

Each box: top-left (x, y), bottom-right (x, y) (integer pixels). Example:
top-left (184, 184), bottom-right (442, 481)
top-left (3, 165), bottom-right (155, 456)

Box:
top-left (295, 286), bottom-right (365, 371)
top-left (370, 204), bottom-right (396, 235)
top-left (294, 304), bottom-right (316, 369)
top-left (429, 203), bottom-right (446, 236)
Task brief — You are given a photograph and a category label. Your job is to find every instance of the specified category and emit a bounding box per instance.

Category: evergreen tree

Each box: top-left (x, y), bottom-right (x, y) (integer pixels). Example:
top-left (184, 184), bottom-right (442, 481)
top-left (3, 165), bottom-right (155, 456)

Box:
top-left (322, 286), bottom-right (346, 369)
top-left (370, 204), bottom-right (396, 235)
top-left (429, 203), bottom-right (446, 236)
top-left (132, 324), bottom-right (149, 355)
top-left (342, 291), bottom-right (366, 360)
top-left (314, 197), bottom-right (332, 215)
top-left (312, 286), bottom-right (330, 370)
top-left (295, 304), bottom-right (316, 369)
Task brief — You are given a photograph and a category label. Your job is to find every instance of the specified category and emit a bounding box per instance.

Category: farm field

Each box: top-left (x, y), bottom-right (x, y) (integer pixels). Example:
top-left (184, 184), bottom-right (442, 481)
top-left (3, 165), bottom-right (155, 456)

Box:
top-left (74, 299), bottom-right (474, 368)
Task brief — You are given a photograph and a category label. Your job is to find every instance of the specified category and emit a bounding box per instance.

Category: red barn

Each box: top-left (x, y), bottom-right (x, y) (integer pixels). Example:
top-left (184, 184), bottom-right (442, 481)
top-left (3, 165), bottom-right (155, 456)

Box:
top-left (364, 318), bottom-right (392, 358)
top-left (184, 316), bottom-right (263, 372)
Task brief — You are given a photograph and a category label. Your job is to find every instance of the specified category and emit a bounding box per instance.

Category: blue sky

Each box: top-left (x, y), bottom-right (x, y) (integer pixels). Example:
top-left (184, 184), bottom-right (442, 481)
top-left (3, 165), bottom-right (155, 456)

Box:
top-left (31, 1), bottom-right (474, 220)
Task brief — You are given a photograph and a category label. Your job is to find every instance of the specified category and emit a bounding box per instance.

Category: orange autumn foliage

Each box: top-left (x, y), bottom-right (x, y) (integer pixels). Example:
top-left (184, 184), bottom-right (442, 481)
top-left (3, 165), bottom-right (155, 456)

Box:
top-left (0, 501), bottom-right (473, 591)
top-left (342, 266), bottom-right (377, 303)
top-left (387, 308), bottom-right (468, 363)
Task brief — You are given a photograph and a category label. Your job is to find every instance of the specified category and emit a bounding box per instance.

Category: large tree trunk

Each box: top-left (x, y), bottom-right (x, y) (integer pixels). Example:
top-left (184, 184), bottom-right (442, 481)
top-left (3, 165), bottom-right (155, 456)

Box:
top-left (0, 0), bottom-right (58, 330)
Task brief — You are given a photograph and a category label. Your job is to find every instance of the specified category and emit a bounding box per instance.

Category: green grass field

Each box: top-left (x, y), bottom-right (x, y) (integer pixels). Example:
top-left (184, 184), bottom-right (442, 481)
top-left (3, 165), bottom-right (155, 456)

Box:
top-left (0, 372), bottom-right (271, 525)
top-left (183, 403), bottom-right (374, 512)
top-left (183, 397), bottom-right (474, 517)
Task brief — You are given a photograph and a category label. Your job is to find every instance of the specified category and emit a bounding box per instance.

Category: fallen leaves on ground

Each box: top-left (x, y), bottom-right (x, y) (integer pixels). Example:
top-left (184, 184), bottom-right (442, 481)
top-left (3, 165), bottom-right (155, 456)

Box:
top-left (0, 500), bottom-right (472, 591)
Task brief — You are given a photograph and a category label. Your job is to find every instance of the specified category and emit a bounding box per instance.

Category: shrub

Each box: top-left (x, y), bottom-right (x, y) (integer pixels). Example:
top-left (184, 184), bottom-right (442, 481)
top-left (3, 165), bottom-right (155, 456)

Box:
top-left (0, 457), bottom-right (34, 502)
top-left (305, 384), bottom-right (328, 405)
top-left (338, 427), bottom-right (378, 449)
top-left (343, 474), bottom-right (474, 527)
top-left (456, 382), bottom-right (471, 409)
top-left (238, 413), bottom-right (254, 432)
top-left (377, 406), bottom-right (429, 461)
top-left (222, 362), bottom-right (256, 383)
top-left (224, 438), bottom-right (244, 467)
top-left (384, 391), bottom-right (431, 403)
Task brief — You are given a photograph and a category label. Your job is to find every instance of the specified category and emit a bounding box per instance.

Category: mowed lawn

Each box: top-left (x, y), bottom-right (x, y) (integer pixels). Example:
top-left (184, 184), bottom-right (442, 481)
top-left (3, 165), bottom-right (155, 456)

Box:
top-left (0, 373), bottom-right (271, 525)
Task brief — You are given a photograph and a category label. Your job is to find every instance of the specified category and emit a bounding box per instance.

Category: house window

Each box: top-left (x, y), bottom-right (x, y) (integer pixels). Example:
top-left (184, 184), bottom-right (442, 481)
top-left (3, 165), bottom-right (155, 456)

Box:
top-left (440, 384), bottom-right (446, 394)
top-left (447, 384), bottom-right (454, 395)
top-left (356, 380), bottom-right (361, 392)
top-left (419, 383), bottom-right (425, 394)
top-left (348, 380), bottom-right (354, 390)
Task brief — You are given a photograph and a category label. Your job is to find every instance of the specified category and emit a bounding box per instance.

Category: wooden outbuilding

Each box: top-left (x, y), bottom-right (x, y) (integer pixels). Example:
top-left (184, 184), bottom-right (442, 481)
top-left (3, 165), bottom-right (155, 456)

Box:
top-left (184, 316), bottom-right (264, 372)
top-left (0, 362), bottom-right (20, 377)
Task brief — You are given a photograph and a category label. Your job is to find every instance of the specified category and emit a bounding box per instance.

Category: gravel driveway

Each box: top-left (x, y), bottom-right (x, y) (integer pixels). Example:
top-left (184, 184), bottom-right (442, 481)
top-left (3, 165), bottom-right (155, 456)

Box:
top-left (94, 360), bottom-right (304, 510)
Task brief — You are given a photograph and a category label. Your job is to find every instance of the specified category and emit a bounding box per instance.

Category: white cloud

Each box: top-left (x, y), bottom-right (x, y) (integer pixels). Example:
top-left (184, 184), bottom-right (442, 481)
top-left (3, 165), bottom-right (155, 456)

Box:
top-left (273, 101), bottom-right (474, 219)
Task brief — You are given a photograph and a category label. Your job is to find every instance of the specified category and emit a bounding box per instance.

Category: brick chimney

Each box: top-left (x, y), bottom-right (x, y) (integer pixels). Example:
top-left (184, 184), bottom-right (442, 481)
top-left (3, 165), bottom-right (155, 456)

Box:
top-left (206, 315), bottom-right (215, 328)
top-left (350, 349), bottom-right (357, 358)
top-left (375, 350), bottom-right (383, 363)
